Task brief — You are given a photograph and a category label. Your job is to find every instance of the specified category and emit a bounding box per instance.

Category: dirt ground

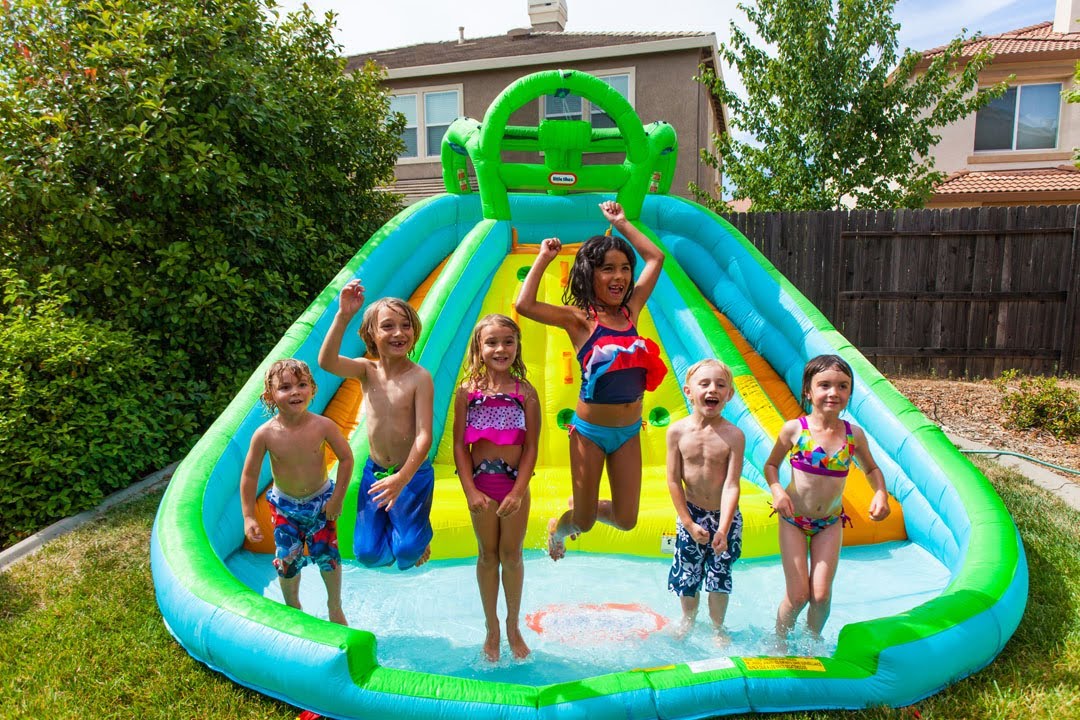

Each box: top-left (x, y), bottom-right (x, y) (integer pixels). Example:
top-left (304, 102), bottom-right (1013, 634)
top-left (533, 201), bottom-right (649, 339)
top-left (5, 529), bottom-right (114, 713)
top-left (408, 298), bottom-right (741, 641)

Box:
top-left (887, 375), bottom-right (1080, 483)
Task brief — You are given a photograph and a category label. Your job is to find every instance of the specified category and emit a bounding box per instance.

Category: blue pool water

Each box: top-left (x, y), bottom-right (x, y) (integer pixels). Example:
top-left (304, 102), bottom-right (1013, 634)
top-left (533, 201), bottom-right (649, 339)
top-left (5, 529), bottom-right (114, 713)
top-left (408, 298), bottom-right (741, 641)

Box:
top-left (227, 542), bottom-right (950, 686)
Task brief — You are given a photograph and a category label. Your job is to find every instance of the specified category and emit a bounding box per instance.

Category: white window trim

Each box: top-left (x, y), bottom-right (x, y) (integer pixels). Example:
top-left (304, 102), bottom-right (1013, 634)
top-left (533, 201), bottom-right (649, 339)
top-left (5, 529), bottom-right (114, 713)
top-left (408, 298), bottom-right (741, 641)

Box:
top-left (973, 81), bottom-right (1062, 154)
top-left (539, 67), bottom-right (636, 124)
top-left (392, 83), bottom-right (464, 164)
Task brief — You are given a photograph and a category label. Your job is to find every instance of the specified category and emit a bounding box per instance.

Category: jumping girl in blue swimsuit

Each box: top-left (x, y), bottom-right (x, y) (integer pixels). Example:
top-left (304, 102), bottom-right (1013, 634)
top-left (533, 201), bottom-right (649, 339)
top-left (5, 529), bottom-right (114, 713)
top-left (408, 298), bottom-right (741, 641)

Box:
top-left (515, 200), bottom-right (667, 560)
top-left (763, 354), bottom-right (891, 642)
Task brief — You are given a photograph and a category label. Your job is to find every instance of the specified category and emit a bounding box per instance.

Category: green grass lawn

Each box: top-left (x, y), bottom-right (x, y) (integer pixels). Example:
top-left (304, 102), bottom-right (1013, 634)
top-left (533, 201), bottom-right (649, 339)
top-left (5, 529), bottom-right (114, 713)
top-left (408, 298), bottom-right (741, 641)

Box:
top-left (0, 459), bottom-right (1076, 720)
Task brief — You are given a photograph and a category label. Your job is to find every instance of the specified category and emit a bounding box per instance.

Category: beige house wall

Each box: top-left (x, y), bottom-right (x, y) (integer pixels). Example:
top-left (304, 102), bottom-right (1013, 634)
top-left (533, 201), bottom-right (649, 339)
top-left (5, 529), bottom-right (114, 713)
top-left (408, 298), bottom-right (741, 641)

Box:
top-left (926, 57), bottom-right (1079, 175)
top-left (383, 48), bottom-right (719, 200)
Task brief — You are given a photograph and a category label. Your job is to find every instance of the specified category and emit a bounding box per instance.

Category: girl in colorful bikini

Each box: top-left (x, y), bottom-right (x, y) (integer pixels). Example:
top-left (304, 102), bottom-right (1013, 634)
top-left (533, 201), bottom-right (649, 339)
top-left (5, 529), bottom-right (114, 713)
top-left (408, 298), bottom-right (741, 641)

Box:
top-left (453, 314), bottom-right (540, 662)
top-left (763, 354), bottom-right (890, 641)
top-left (515, 200), bottom-right (667, 560)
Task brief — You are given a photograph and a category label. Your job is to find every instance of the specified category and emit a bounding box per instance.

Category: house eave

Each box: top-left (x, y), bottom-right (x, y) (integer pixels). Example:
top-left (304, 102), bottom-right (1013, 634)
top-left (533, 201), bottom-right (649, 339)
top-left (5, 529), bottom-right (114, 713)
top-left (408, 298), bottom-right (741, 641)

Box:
top-left (382, 35), bottom-right (717, 79)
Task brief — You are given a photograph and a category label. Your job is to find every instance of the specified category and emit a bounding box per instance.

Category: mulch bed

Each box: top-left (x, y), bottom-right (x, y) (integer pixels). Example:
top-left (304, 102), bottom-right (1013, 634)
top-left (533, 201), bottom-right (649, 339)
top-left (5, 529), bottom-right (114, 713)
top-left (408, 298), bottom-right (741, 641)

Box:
top-left (887, 375), bottom-right (1080, 483)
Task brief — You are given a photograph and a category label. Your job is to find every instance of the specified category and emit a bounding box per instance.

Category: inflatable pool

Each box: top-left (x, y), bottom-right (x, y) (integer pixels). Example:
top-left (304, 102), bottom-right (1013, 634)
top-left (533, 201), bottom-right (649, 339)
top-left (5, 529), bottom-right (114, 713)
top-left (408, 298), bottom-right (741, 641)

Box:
top-left (151, 70), bottom-right (1026, 718)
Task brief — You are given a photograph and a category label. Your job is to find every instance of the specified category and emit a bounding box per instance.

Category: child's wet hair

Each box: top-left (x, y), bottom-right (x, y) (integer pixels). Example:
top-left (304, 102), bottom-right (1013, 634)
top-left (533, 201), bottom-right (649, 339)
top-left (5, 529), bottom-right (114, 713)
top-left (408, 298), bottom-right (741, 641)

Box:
top-left (684, 358), bottom-right (733, 387)
top-left (801, 354), bottom-right (854, 407)
top-left (463, 313), bottom-right (527, 387)
top-left (562, 234), bottom-right (636, 313)
top-left (261, 358), bottom-right (316, 414)
top-left (358, 298), bottom-right (422, 358)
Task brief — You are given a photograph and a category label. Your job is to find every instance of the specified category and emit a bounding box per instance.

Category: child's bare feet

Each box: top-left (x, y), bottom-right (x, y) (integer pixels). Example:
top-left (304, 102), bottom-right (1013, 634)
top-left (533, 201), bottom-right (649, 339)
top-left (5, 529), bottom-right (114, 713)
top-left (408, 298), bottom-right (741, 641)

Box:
top-left (712, 627), bottom-right (731, 648)
top-left (415, 544), bottom-right (431, 567)
top-left (547, 517), bottom-right (566, 560)
top-left (674, 615), bottom-right (694, 640)
top-left (328, 605), bottom-right (348, 626)
top-left (483, 628), bottom-right (500, 662)
top-left (507, 623), bottom-right (531, 659)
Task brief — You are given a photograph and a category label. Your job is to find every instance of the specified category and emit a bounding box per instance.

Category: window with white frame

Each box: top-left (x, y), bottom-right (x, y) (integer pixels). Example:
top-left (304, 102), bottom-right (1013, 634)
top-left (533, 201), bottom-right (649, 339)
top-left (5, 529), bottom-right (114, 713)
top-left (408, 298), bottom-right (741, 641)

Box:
top-left (542, 71), bottom-right (633, 127)
top-left (974, 83), bottom-right (1062, 152)
top-left (390, 86), bottom-right (462, 160)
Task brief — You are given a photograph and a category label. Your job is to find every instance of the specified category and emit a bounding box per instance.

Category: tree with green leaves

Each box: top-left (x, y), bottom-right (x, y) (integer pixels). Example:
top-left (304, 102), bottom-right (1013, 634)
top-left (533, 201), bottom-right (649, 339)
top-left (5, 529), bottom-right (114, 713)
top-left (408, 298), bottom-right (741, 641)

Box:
top-left (695, 0), bottom-right (1003, 211)
top-left (0, 0), bottom-right (404, 542)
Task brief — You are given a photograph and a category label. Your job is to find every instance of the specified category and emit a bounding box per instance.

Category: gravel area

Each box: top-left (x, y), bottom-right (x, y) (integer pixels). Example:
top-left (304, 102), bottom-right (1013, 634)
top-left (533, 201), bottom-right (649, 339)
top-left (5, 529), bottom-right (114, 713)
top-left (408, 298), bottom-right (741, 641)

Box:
top-left (888, 375), bottom-right (1080, 483)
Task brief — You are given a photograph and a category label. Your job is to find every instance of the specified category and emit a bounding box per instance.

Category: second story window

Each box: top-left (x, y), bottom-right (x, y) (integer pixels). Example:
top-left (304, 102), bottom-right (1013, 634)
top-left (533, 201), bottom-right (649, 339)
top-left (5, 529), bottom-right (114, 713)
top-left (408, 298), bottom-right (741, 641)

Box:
top-left (542, 71), bottom-right (633, 126)
top-left (974, 83), bottom-right (1061, 152)
top-left (390, 86), bottom-right (462, 161)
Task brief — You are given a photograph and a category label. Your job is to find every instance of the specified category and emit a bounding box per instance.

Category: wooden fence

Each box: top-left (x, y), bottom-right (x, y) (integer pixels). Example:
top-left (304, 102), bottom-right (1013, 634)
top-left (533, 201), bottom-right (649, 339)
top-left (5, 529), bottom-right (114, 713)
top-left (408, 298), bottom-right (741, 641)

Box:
top-left (721, 205), bottom-right (1080, 377)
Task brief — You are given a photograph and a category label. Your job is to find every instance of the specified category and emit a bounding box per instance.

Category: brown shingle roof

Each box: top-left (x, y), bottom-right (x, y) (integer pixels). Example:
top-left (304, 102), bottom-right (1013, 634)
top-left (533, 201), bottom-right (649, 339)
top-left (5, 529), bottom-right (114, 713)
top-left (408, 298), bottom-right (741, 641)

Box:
top-left (921, 22), bottom-right (1080, 62)
top-left (346, 30), bottom-right (714, 71)
top-left (935, 165), bottom-right (1080, 195)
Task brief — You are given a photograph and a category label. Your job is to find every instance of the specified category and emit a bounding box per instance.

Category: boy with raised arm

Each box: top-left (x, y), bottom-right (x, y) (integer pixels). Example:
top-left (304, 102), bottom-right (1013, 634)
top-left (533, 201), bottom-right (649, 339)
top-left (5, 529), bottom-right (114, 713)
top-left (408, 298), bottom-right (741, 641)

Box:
top-left (318, 279), bottom-right (435, 569)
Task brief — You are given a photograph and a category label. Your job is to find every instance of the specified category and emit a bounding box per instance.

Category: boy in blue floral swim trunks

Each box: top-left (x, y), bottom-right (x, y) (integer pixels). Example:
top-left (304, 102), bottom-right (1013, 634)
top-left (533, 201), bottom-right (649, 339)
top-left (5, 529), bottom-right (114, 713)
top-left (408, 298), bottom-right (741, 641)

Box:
top-left (241, 359), bottom-right (354, 625)
top-left (665, 359), bottom-right (744, 643)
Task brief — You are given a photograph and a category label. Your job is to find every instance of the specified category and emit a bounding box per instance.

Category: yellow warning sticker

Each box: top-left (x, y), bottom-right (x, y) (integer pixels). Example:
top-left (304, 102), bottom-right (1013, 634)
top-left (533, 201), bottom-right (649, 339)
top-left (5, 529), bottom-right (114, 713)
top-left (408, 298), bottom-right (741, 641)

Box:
top-left (742, 657), bottom-right (826, 672)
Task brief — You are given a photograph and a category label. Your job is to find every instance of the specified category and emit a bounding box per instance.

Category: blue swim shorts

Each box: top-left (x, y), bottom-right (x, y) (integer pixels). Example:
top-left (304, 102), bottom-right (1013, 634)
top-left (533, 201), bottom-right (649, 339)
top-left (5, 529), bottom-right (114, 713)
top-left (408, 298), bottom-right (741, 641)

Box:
top-left (667, 502), bottom-right (743, 596)
top-left (353, 458), bottom-right (434, 570)
top-left (267, 480), bottom-right (340, 579)
top-left (567, 413), bottom-right (643, 454)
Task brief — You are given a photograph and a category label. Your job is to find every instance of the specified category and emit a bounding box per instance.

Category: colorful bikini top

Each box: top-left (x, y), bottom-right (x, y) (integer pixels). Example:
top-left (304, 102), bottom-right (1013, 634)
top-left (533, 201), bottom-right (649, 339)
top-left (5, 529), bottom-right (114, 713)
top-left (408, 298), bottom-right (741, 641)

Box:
top-left (463, 382), bottom-right (526, 446)
top-left (576, 306), bottom-right (667, 404)
top-left (789, 416), bottom-right (856, 478)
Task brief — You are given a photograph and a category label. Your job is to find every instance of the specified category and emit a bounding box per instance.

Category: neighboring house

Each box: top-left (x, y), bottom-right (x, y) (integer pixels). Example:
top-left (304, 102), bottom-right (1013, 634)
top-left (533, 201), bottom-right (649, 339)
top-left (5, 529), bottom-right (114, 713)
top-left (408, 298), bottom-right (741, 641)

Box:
top-left (916, 0), bottom-right (1080, 207)
top-left (346, 0), bottom-right (725, 205)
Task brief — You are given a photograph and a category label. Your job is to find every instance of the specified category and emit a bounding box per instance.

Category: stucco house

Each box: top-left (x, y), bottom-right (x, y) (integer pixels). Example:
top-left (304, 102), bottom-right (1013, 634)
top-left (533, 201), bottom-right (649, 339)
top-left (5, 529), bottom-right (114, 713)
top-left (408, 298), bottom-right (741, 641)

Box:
top-left (917, 0), bottom-right (1080, 207)
top-left (346, 0), bottom-right (726, 205)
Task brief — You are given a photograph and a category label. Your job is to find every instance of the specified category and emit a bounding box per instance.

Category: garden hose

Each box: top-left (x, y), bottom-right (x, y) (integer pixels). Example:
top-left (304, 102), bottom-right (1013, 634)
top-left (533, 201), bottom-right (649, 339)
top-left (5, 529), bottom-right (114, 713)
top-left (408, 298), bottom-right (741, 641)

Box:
top-left (959, 448), bottom-right (1080, 476)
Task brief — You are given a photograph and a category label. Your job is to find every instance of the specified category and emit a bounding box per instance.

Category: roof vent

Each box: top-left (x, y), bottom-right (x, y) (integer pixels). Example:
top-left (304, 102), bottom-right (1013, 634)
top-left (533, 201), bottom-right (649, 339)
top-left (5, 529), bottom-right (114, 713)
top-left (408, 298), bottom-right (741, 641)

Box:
top-left (528, 0), bottom-right (567, 32)
top-left (508, 27), bottom-right (531, 38)
top-left (458, 26), bottom-right (465, 44)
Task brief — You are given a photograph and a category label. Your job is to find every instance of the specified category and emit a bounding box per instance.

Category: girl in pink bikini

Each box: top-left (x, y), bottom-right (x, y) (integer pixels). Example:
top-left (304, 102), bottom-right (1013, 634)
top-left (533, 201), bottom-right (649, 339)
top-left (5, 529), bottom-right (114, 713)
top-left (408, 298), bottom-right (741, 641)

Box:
top-left (453, 314), bottom-right (540, 662)
top-left (516, 200), bottom-right (667, 561)
top-left (763, 354), bottom-right (891, 642)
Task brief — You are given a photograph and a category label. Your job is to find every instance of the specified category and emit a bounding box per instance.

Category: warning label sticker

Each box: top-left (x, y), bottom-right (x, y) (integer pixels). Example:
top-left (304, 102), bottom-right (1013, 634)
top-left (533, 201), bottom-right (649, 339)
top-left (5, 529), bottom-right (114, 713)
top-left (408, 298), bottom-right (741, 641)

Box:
top-left (687, 657), bottom-right (736, 673)
top-left (742, 657), bottom-right (826, 672)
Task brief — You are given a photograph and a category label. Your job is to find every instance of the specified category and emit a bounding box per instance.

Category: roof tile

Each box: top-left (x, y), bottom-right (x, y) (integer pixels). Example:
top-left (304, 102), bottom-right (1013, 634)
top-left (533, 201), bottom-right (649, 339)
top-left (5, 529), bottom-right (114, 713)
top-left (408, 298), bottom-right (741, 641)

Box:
top-left (922, 21), bottom-right (1080, 60)
top-left (935, 165), bottom-right (1080, 194)
top-left (347, 30), bottom-right (713, 71)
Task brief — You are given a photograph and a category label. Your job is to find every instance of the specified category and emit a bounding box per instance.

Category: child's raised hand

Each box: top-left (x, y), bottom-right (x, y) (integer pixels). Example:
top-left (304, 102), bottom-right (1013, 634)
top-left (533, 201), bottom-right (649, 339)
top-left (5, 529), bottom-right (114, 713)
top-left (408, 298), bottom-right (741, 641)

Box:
top-left (339, 278), bottom-right (365, 318)
top-left (496, 491), bottom-right (523, 518)
top-left (598, 200), bottom-right (626, 225)
top-left (687, 521), bottom-right (710, 546)
top-left (868, 490), bottom-right (891, 521)
top-left (537, 237), bottom-right (562, 262)
top-left (369, 470), bottom-right (406, 509)
top-left (243, 516), bottom-right (263, 544)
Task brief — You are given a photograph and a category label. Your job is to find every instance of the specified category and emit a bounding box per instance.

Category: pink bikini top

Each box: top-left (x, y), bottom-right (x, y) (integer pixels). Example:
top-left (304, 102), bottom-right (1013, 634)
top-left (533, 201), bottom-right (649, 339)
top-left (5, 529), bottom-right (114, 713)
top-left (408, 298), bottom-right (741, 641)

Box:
top-left (463, 382), bottom-right (526, 446)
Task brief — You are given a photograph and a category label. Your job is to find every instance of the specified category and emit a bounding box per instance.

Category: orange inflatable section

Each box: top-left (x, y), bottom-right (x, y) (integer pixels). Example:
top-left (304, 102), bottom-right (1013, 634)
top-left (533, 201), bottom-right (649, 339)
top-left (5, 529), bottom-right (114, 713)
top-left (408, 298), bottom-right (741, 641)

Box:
top-left (241, 378), bottom-right (364, 554)
top-left (714, 313), bottom-right (907, 545)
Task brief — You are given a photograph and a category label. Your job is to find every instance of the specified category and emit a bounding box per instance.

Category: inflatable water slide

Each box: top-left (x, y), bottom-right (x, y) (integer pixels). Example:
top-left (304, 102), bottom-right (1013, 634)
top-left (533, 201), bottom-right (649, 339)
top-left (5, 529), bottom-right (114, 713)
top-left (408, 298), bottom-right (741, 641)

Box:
top-left (151, 70), bottom-right (1026, 719)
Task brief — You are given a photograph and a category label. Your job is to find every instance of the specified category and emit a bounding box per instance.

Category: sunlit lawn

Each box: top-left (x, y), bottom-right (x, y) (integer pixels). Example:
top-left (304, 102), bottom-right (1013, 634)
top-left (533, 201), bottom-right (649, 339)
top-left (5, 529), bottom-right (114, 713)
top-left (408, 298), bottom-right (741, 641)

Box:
top-left (0, 459), bottom-right (1076, 719)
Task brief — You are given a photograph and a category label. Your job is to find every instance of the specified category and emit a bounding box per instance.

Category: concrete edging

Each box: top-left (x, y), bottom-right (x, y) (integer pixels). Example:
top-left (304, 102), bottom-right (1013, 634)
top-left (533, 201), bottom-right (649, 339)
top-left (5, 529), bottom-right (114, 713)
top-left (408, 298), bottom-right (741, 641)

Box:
top-left (0, 461), bottom-right (178, 572)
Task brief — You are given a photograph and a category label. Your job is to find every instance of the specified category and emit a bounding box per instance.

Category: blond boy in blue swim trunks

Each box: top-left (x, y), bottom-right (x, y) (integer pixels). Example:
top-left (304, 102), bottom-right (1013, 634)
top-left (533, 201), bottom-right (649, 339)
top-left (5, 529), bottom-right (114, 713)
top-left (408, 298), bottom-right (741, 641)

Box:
top-left (241, 359), bottom-right (354, 626)
top-left (319, 280), bottom-right (435, 570)
top-left (665, 359), bottom-right (744, 644)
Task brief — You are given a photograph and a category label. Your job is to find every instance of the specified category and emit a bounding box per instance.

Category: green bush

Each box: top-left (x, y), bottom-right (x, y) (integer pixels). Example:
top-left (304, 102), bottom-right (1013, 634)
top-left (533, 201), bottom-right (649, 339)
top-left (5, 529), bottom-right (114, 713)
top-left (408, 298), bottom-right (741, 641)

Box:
top-left (0, 272), bottom-right (197, 546)
top-left (0, 0), bottom-right (404, 429)
top-left (994, 369), bottom-right (1080, 442)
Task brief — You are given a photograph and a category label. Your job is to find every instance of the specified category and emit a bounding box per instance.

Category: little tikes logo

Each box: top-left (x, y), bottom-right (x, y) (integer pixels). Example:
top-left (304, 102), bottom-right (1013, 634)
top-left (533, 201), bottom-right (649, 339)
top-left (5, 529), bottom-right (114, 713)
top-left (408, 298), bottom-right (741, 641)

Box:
top-left (549, 172), bottom-right (578, 186)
